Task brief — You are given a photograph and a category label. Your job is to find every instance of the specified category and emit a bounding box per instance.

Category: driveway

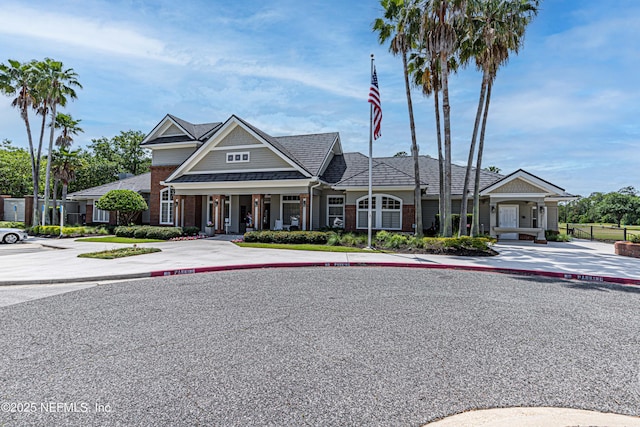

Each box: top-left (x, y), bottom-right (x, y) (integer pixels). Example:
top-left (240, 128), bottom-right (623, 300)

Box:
top-left (1, 268), bottom-right (639, 426)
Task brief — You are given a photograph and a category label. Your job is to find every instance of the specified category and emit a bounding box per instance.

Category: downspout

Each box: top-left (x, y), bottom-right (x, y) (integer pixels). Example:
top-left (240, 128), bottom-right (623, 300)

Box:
top-left (309, 178), bottom-right (321, 231)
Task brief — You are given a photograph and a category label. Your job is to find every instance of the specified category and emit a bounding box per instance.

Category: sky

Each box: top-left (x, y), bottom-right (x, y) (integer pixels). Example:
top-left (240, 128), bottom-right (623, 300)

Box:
top-left (1, 0), bottom-right (638, 197)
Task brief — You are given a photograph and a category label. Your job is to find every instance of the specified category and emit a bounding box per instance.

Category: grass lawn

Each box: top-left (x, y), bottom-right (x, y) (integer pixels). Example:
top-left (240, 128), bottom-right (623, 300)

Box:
top-left (78, 247), bottom-right (162, 259)
top-left (235, 242), bottom-right (372, 253)
top-left (559, 223), bottom-right (640, 241)
top-left (76, 236), bottom-right (165, 244)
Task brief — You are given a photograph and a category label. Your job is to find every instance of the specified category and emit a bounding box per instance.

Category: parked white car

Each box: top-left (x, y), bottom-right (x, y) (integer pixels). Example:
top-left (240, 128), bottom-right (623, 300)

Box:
top-left (0, 228), bottom-right (28, 244)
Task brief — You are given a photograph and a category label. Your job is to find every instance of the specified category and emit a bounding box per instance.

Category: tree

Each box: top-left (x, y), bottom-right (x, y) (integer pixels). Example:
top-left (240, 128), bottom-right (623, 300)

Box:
top-left (462, 0), bottom-right (539, 236)
top-left (38, 58), bottom-right (82, 224)
top-left (51, 112), bottom-right (83, 223)
top-left (374, 0), bottom-right (424, 236)
top-left (95, 189), bottom-right (148, 225)
top-left (420, 0), bottom-right (467, 237)
top-left (597, 190), bottom-right (640, 227)
top-left (0, 139), bottom-right (38, 197)
top-left (0, 59), bottom-right (42, 224)
top-left (88, 130), bottom-right (150, 176)
top-left (51, 148), bottom-right (84, 224)
top-left (484, 165), bottom-right (501, 173)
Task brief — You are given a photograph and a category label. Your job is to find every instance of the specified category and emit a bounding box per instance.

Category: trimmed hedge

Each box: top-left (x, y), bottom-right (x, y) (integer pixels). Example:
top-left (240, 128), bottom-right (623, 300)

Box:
top-left (114, 225), bottom-right (182, 240)
top-left (30, 225), bottom-right (109, 237)
top-left (244, 230), bottom-right (332, 244)
top-left (0, 221), bottom-right (25, 229)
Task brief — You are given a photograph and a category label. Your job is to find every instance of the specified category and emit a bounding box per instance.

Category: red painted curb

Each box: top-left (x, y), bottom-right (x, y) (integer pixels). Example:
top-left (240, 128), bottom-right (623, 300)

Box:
top-left (150, 262), bottom-right (640, 287)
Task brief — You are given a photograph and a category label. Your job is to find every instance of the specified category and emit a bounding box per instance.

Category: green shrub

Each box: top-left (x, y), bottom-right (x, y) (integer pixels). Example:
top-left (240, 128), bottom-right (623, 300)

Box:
top-left (133, 227), bottom-right (150, 239)
top-left (114, 226), bottom-right (136, 237)
top-left (546, 229), bottom-right (571, 242)
top-left (115, 225), bottom-right (181, 240)
top-left (629, 234), bottom-right (640, 243)
top-left (384, 233), bottom-right (408, 249)
top-left (244, 230), bottom-right (331, 244)
top-left (146, 227), bottom-right (182, 240)
top-left (182, 226), bottom-right (200, 236)
top-left (0, 221), bottom-right (25, 229)
top-left (327, 233), bottom-right (341, 246)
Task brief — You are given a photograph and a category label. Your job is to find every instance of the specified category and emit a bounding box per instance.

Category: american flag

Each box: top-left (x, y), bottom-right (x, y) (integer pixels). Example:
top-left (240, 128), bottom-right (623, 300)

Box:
top-left (368, 66), bottom-right (382, 140)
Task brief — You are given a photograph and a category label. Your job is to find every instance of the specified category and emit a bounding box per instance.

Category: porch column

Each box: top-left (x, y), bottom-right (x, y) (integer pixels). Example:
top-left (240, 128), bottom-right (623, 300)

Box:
top-left (489, 202), bottom-right (497, 237)
top-left (252, 194), bottom-right (264, 230)
top-left (299, 193), bottom-right (309, 231)
top-left (212, 195), bottom-right (225, 233)
top-left (173, 195), bottom-right (181, 227)
top-left (540, 203), bottom-right (548, 237)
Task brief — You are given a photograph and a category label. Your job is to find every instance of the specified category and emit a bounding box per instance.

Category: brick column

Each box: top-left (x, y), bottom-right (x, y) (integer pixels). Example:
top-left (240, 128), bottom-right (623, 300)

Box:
top-left (150, 165), bottom-right (178, 226)
top-left (0, 195), bottom-right (9, 221)
top-left (402, 204), bottom-right (415, 232)
top-left (252, 194), bottom-right (264, 230)
top-left (299, 194), bottom-right (309, 230)
top-left (24, 195), bottom-right (35, 227)
top-left (344, 205), bottom-right (356, 232)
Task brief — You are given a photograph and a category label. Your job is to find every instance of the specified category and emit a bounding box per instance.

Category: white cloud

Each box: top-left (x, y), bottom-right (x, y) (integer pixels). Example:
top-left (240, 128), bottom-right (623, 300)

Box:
top-left (0, 3), bottom-right (184, 64)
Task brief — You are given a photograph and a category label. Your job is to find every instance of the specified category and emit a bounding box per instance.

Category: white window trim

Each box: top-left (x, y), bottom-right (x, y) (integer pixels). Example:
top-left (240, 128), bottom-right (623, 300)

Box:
top-left (226, 151), bottom-right (250, 163)
top-left (326, 196), bottom-right (345, 228)
top-left (92, 203), bottom-right (109, 223)
top-left (356, 194), bottom-right (402, 230)
top-left (280, 195), bottom-right (300, 227)
top-left (160, 187), bottom-right (174, 225)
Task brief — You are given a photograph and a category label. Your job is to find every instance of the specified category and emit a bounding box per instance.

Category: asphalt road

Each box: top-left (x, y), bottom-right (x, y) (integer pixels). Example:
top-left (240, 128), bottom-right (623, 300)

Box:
top-left (1, 268), bottom-right (639, 426)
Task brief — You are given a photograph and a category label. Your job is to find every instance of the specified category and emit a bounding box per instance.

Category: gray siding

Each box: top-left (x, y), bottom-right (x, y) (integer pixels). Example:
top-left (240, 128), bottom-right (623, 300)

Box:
top-left (190, 148), bottom-right (293, 172)
top-left (162, 123), bottom-right (184, 136)
top-left (152, 147), bottom-right (197, 166)
top-left (491, 178), bottom-right (543, 194)
top-left (547, 202), bottom-right (558, 231)
top-left (217, 126), bottom-right (263, 148)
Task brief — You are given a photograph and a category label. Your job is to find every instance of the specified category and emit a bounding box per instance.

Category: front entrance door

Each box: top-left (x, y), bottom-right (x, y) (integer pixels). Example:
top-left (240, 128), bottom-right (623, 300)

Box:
top-left (499, 205), bottom-right (519, 239)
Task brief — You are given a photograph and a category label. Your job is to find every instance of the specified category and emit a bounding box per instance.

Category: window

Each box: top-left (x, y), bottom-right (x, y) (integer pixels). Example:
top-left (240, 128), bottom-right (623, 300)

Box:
top-left (327, 196), bottom-right (345, 228)
top-left (160, 187), bottom-right (174, 224)
top-left (356, 194), bottom-right (402, 230)
top-left (93, 203), bottom-right (109, 223)
top-left (532, 206), bottom-right (538, 228)
top-left (226, 151), bottom-right (250, 163)
top-left (281, 195), bottom-right (300, 226)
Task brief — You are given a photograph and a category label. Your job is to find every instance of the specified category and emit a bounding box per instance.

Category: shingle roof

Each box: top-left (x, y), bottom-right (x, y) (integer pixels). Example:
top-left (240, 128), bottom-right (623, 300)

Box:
top-left (141, 115), bottom-right (222, 146)
top-left (169, 171), bottom-right (307, 183)
top-left (275, 133), bottom-right (338, 176)
top-left (67, 173), bottom-right (151, 199)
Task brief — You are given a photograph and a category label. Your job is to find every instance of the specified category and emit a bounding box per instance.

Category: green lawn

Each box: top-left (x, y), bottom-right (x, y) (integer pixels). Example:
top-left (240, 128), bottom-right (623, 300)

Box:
top-left (559, 223), bottom-right (640, 241)
top-left (78, 247), bottom-right (162, 259)
top-left (76, 236), bottom-right (165, 244)
top-left (235, 242), bottom-right (372, 253)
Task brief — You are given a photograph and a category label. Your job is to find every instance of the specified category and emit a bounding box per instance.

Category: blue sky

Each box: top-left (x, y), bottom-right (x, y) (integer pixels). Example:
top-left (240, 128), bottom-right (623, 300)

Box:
top-left (1, 0), bottom-right (638, 196)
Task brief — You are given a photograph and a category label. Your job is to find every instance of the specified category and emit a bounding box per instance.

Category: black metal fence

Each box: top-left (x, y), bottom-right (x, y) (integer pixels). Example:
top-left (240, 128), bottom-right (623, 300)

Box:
top-left (565, 223), bottom-right (640, 242)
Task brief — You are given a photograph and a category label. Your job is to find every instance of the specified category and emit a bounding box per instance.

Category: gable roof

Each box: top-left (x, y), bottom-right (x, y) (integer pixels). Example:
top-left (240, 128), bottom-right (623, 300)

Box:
top-left (275, 132), bottom-right (339, 176)
top-left (67, 173), bottom-right (151, 199)
top-left (480, 168), bottom-right (573, 197)
top-left (141, 114), bottom-right (222, 146)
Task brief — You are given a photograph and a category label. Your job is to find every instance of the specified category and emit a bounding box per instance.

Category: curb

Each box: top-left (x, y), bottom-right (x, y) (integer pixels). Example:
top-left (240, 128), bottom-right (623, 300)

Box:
top-left (2, 261), bottom-right (640, 287)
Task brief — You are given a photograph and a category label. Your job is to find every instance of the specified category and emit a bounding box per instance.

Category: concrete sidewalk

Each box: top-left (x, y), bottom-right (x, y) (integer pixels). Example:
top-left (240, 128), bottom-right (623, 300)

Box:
top-left (1, 236), bottom-right (639, 286)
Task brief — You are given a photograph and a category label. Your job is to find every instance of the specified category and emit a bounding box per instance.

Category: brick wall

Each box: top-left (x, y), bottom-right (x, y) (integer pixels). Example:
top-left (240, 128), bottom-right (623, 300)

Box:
top-left (150, 165), bottom-right (178, 226)
top-left (615, 241), bottom-right (640, 259)
top-left (402, 204), bottom-right (415, 233)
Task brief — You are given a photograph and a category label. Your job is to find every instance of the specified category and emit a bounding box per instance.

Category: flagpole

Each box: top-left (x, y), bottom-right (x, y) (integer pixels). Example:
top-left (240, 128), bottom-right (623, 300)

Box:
top-left (367, 54), bottom-right (374, 249)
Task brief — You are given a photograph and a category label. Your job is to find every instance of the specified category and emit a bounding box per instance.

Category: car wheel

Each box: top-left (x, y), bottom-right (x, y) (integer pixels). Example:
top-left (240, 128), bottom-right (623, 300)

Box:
top-left (3, 233), bottom-right (19, 244)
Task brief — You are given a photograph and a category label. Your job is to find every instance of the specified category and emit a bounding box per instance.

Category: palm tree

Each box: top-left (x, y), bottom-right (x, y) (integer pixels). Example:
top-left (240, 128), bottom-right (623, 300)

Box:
top-left (38, 58), bottom-right (82, 224)
top-left (0, 59), bottom-right (43, 225)
top-left (51, 148), bottom-right (84, 225)
top-left (464, 0), bottom-right (539, 236)
top-left (51, 113), bottom-right (83, 222)
top-left (54, 113), bottom-right (83, 149)
top-left (373, 0), bottom-right (424, 237)
top-left (420, 0), bottom-right (467, 237)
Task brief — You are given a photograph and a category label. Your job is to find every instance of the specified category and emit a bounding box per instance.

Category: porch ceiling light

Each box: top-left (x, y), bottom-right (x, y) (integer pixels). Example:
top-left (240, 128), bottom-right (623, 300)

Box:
top-left (254, 199), bottom-right (258, 207)
top-left (491, 206), bottom-right (495, 213)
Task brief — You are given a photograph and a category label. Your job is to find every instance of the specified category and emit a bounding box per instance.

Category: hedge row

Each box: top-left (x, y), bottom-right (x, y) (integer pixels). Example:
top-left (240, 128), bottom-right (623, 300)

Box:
top-left (244, 230), bottom-right (332, 244)
top-left (114, 225), bottom-right (183, 240)
top-left (30, 225), bottom-right (109, 236)
top-left (0, 221), bottom-right (25, 229)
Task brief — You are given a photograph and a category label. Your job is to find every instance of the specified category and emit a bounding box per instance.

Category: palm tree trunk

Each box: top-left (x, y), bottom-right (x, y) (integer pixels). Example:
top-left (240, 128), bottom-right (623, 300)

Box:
top-left (433, 83), bottom-right (445, 236)
top-left (459, 70), bottom-right (489, 236)
top-left (43, 104), bottom-right (57, 225)
top-left (440, 53), bottom-right (453, 237)
top-left (61, 182), bottom-right (69, 226)
top-left (52, 178), bottom-right (59, 224)
top-left (471, 78), bottom-right (493, 236)
top-left (21, 111), bottom-right (40, 226)
top-left (402, 52), bottom-right (424, 237)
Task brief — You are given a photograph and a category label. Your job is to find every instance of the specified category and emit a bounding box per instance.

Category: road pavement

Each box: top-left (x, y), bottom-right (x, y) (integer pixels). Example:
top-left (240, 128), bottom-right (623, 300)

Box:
top-left (1, 268), bottom-right (639, 426)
